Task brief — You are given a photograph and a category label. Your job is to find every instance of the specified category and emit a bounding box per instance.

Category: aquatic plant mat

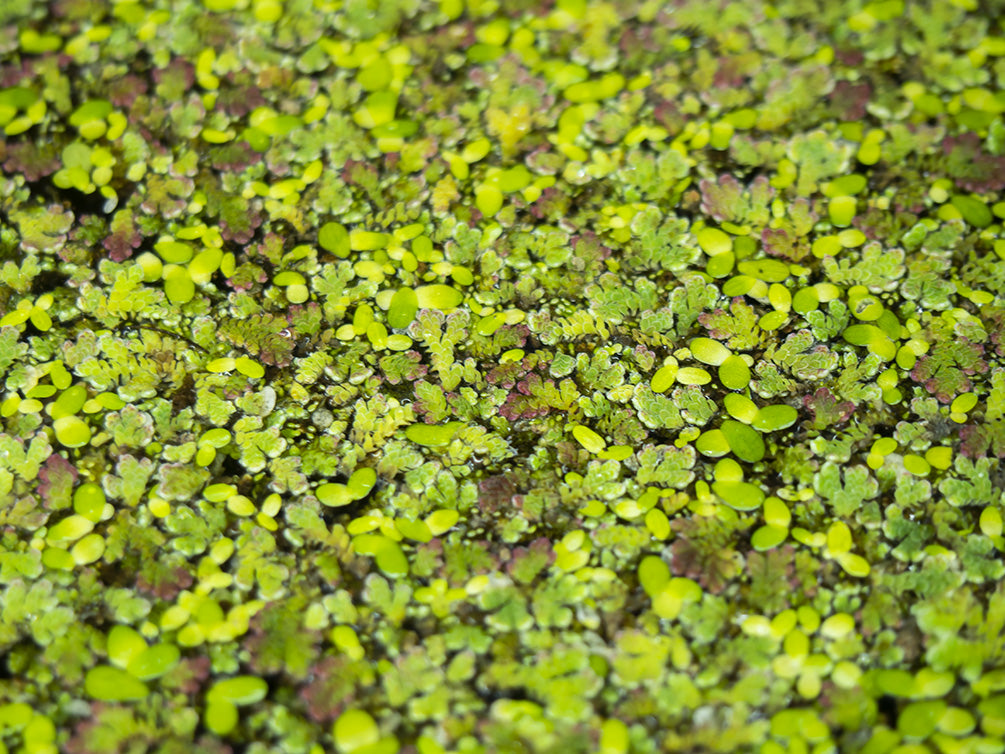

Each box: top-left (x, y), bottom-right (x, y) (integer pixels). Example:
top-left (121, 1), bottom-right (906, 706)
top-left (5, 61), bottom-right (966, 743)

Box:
top-left (2, 1), bottom-right (1005, 752)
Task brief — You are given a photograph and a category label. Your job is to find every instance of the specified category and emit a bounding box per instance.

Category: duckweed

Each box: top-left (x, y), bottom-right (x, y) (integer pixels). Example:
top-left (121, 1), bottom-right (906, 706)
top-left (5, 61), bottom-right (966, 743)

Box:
top-left (405, 422), bottom-right (464, 447)
top-left (689, 337), bottom-right (731, 366)
top-left (52, 415), bottom-right (90, 447)
top-left (387, 288), bottom-right (418, 329)
top-left (45, 515), bottom-right (93, 546)
top-left (4, 1), bottom-right (1005, 752)
top-left (107, 625), bottom-right (147, 668)
top-left (652, 577), bottom-right (703, 620)
top-left (980, 507), bottom-right (1003, 538)
top-left (675, 367), bottom-right (712, 386)
top-left (205, 483), bottom-right (238, 502)
top-left (719, 420), bottom-right (766, 463)
top-left (828, 195), bottom-right (857, 226)
top-left (737, 259), bottom-right (790, 283)
top-left (50, 383), bottom-right (87, 419)
top-left (316, 482), bottom-right (353, 508)
top-left (637, 555), bottom-right (670, 598)
top-left (84, 666), bottom-right (149, 702)
top-left (836, 552), bottom-right (871, 578)
top-left (696, 227), bottom-right (733, 256)
top-left (951, 194), bottom-right (993, 228)
top-left (706, 251), bottom-right (735, 278)
top-left (347, 467), bottom-right (378, 499)
top-left (333, 710), bottom-right (380, 754)
top-left (73, 482), bottom-right (106, 522)
top-left (695, 429), bottom-right (730, 458)
top-left (205, 700), bottom-right (239, 736)
top-left (713, 480), bottom-right (765, 511)
top-left (751, 524), bottom-right (788, 551)
top-left (599, 719), bottom-right (630, 754)
top-left (713, 458), bottom-right (744, 482)
top-left (41, 548), bottom-right (75, 571)
top-left (651, 363), bottom-right (678, 393)
top-left (207, 676), bottom-right (269, 706)
top-left (71, 533), bottom-right (105, 564)
top-left (353, 534), bottom-right (408, 577)
top-left (319, 222), bottom-right (351, 257)
top-left (235, 356), bottom-right (265, 379)
top-left (758, 310), bottom-right (788, 330)
top-left (752, 404), bottom-right (799, 432)
top-left (903, 455), bottom-right (931, 476)
top-left (207, 357), bottom-right (236, 373)
top-left (395, 517), bottom-right (432, 543)
top-left (414, 284), bottom-right (463, 310)
top-left (226, 494), bottom-right (257, 516)
top-left (572, 424), bottom-right (606, 454)
top-left (127, 643), bottom-right (181, 681)
top-left (718, 355), bottom-right (752, 391)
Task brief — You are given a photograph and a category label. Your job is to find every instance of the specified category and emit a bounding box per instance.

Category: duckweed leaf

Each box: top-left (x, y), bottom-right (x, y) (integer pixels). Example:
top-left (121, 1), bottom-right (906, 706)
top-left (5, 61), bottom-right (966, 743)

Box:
top-left (205, 700), bottom-right (239, 736)
top-left (713, 481), bottom-right (766, 511)
top-left (72, 482), bottom-right (106, 522)
top-left (319, 222), bottom-right (351, 257)
top-left (405, 422), bottom-right (464, 447)
top-left (690, 337), bottom-right (731, 366)
top-left (45, 514), bottom-right (94, 546)
top-left (572, 425), bottom-right (606, 453)
top-left (317, 483), bottom-right (353, 508)
top-left (396, 517), bottom-right (432, 543)
top-left (207, 676), bottom-right (268, 706)
top-left (53, 416), bottom-right (91, 448)
top-left (84, 666), bottom-right (149, 702)
top-left (950, 194), bottom-right (992, 228)
top-left (347, 467), bottom-right (377, 500)
top-left (127, 643), bottom-right (181, 681)
top-left (387, 288), bottom-right (418, 329)
top-left (414, 285), bottom-right (463, 310)
top-left (696, 429), bottom-right (730, 458)
top-left (723, 393), bottom-right (759, 423)
top-left (353, 534), bottom-right (408, 578)
top-left (638, 555), bottom-right (670, 598)
top-left (752, 405), bottom-right (799, 432)
top-left (107, 625), bottom-right (147, 668)
top-left (718, 355), bottom-right (751, 390)
top-left (333, 709), bottom-right (380, 753)
top-left (719, 420), bottom-right (766, 463)
top-left (751, 524), bottom-right (788, 550)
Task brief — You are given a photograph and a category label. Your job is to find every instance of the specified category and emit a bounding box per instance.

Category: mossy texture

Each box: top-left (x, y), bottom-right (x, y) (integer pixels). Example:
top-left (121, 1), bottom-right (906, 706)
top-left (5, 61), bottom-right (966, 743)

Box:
top-left (2, 0), bottom-right (1005, 753)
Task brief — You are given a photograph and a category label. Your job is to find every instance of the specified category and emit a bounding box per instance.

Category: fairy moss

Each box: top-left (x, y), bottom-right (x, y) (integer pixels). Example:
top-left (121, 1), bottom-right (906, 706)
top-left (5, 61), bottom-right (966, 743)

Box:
top-left (2, 0), bottom-right (1005, 752)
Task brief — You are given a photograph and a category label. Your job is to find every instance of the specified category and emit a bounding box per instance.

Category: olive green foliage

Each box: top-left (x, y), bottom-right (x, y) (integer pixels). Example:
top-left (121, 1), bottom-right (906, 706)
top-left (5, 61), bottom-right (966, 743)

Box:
top-left (2, 0), bottom-right (1005, 752)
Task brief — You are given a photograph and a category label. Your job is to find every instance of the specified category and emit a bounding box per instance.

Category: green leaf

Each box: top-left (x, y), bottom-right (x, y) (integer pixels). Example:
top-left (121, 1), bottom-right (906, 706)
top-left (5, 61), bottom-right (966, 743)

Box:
top-left (207, 676), bottom-right (269, 706)
top-left (84, 666), bottom-right (149, 701)
top-left (127, 643), bottom-right (180, 681)
top-left (814, 463), bottom-right (878, 518)
top-left (719, 420), bottom-right (765, 463)
top-left (10, 204), bottom-right (74, 253)
top-left (636, 445), bottom-right (696, 488)
top-left (0, 327), bottom-right (28, 374)
top-left (713, 481), bottom-right (765, 511)
top-left (333, 709), bottom-right (380, 753)
top-left (632, 387), bottom-right (684, 431)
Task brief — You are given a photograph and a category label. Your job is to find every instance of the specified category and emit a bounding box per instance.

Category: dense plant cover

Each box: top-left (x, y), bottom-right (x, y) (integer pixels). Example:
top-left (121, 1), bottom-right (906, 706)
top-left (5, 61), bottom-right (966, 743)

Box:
top-left (2, 0), bottom-right (1005, 751)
